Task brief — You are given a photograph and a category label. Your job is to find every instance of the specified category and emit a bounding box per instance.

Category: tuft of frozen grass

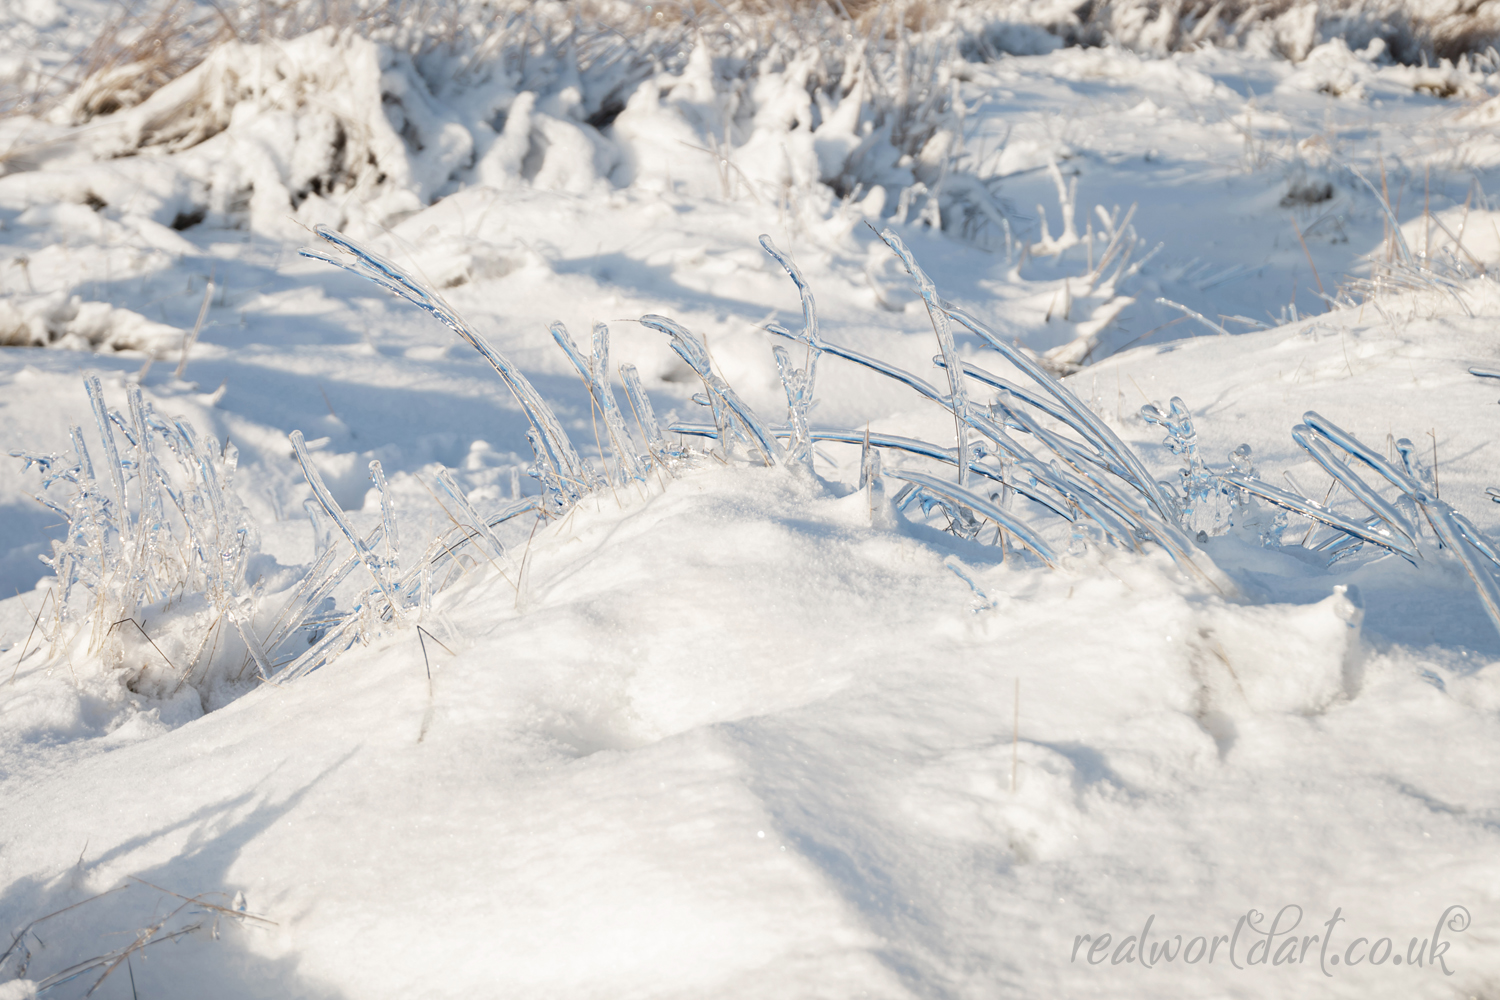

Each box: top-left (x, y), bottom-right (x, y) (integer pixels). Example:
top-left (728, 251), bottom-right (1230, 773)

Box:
top-left (8, 374), bottom-right (270, 700)
top-left (20, 216), bottom-right (1500, 714)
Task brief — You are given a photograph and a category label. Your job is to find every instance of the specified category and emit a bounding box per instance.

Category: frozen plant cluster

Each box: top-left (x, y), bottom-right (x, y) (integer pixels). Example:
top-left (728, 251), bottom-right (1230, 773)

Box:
top-left (8, 375), bottom-right (269, 705)
top-left (18, 216), bottom-right (1500, 713)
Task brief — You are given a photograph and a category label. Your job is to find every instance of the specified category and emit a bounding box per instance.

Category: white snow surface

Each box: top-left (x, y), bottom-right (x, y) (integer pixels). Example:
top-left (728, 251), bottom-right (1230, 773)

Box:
top-left (3, 9), bottom-right (1500, 999)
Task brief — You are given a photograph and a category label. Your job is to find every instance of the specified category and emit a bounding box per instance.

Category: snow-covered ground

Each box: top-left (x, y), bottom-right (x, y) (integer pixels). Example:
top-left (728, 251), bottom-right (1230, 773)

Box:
top-left (3, 4), bottom-right (1500, 998)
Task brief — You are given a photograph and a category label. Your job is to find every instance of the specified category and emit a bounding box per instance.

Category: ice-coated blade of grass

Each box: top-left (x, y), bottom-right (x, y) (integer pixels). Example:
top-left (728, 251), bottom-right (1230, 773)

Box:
top-left (968, 408), bottom-right (1141, 549)
top-left (229, 610), bottom-right (274, 682)
top-left (291, 429), bottom-right (407, 623)
top-left (369, 460), bottom-right (402, 576)
top-left (301, 226), bottom-right (589, 493)
top-left (1452, 511), bottom-right (1500, 570)
top-left (70, 423), bottom-right (95, 483)
top-left (434, 467), bottom-right (508, 560)
top-left (591, 323), bottom-right (646, 482)
top-left (277, 615), bottom-right (360, 683)
top-left (551, 321), bottom-right (644, 484)
top-left (760, 236), bottom-right (821, 469)
top-left (769, 326), bottom-right (949, 408)
top-left (771, 345), bottom-right (817, 469)
top-left (985, 396), bottom-right (1134, 502)
top-left (640, 314), bottom-right (784, 466)
top-left (126, 385), bottom-right (167, 605)
top-left (935, 357), bottom-right (1075, 428)
top-left (619, 363), bottom-right (667, 464)
top-left (942, 304), bottom-right (1185, 534)
top-left (1153, 297), bottom-right (1231, 337)
top-left (670, 419), bottom-right (1077, 520)
top-left (1301, 411), bottom-right (1424, 496)
top-left (1292, 425), bottom-right (1419, 551)
top-left (878, 230), bottom-right (971, 487)
top-left (1420, 501), bottom-right (1500, 638)
top-left (886, 470), bottom-right (1057, 567)
top-left (85, 373), bottom-right (129, 534)
top-left (1221, 473), bottom-right (1419, 560)
top-left (262, 543), bottom-right (344, 655)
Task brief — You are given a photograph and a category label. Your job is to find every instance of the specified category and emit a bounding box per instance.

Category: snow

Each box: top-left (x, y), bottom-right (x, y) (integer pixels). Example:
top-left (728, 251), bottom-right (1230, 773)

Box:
top-left (3, 4), bottom-right (1500, 998)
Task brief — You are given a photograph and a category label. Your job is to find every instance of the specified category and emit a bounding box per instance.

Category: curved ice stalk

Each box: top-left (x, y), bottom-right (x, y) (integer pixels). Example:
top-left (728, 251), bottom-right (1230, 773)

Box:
top-left (968, 410), bottom-right (1139, 548)
top-left (768, 326), bottom-right (948, 408)
top-left (619, 363), bottom-right (667, 464)
top-left (1291, 425), bottom-right (1418, 550)
top-left (760, 236), bottom-right (821, 469)
top-left (301, 226), bottom-right (588, 492)
top-left (936, 357), bottom-right (1074, 428)
top-left (640, 314), bottom-right (784, 466)
top-left (886, 469), bottom-right (1057, 567)
top-left (878, 230), bottom-right (971, 487)
top-left (1219, 472), bottom-right (1419, 562)
top-left (1301, 411), bottom-right (1424, 496)
top-left (1421, 501), bottom-right (1500, 637)
top-left (670, 420), bottom-right (1076, 520)
top-left (943, 309), bottom-right (1166, 510)
top-left (1452, 511), bottom-right (1500, 570)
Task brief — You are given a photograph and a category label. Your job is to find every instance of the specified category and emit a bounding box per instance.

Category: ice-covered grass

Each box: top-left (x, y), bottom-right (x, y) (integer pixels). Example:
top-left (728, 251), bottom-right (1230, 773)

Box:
top-left (20, 216), bottom-right (1500, 742)
top-left (8, 2), bottom-right (1500, 997)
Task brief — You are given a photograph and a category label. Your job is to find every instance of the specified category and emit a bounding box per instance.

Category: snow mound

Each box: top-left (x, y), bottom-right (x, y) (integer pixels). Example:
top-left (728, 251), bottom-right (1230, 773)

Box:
top-left (0, 293), bottom-right (182, 353)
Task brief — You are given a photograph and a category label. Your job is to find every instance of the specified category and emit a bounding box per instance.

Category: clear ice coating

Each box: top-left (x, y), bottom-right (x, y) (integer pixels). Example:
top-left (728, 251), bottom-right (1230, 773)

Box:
top-left (619, 363), bottom-right (668, 464)
top-left (640, 313), bottom-right (785, 466)
top-left (1140, 396), bottom-right (1230, 537)
top-left (879, 230), bottom-right (972, 488)
top-left (11, 374), bottom-right (276, 687)
top-left (291, 429), bottom-right (407, 623)
top-left (550, 321), bottom-right (644, 485)
top-left (301, 226), bottom-right (590, 504)
top-left (435, 466), bottom-right (507, 560)
top-left (760, 236), bottom-right (821, 470)
top-left (369, 460), bottom-right (402, 577)
top-left (23, 232), bottom-right (1500, 703)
